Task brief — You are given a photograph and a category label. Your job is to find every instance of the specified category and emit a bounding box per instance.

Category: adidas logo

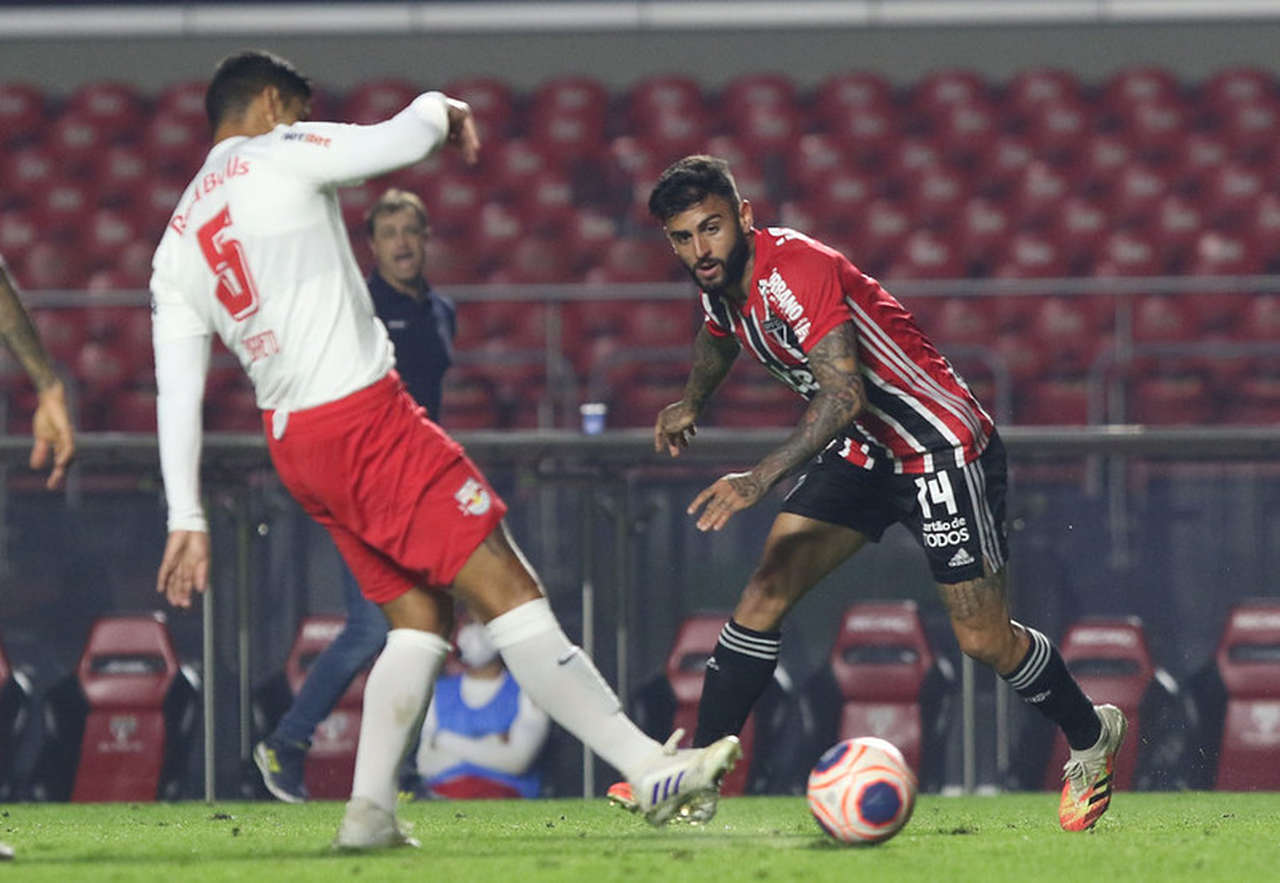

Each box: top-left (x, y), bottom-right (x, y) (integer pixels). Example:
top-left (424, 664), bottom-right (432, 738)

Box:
top-left (948, 548), bottom-right (976, 567)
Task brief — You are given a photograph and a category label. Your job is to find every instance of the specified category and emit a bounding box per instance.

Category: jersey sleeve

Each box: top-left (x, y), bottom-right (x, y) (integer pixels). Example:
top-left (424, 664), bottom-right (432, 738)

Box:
top-left (795, 251), bottom-right (855, 354)
top-left (698, 291), bottom-right (732, 337)
top-left (271, 92), bottom-right (450, 187)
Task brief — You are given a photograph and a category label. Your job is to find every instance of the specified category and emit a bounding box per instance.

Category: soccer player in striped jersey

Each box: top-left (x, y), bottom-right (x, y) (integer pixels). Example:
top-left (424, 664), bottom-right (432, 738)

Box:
top-left (611, 155), bottom-right (1124, 832)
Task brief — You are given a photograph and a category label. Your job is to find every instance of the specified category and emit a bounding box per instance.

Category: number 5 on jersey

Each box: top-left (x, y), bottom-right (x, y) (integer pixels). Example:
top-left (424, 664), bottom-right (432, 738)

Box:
top-left (198, 206), bottom-right (260, 321)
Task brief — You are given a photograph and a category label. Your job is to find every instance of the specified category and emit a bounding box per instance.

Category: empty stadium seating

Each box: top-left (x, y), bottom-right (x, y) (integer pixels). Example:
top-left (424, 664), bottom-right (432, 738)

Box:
top-left (0, 65), bottom-right (1277, 430)
top-left (1211, 600), bottom-right (1280, 790)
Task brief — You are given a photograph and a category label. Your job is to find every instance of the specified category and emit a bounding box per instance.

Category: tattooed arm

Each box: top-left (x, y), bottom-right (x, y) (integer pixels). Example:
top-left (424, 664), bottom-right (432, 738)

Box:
top-left (0, 258), bottom-right (75, 489)
top-left (654, 325), bottom-right (741, 456)
top-left (687, 321), bottom-right (863, 531)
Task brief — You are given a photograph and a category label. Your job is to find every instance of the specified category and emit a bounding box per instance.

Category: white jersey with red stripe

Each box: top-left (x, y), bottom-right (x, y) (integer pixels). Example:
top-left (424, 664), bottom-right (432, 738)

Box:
top-left (701, 226), bottom-right (993, 474)
top-left (150, 92), bottom-right (450, 412)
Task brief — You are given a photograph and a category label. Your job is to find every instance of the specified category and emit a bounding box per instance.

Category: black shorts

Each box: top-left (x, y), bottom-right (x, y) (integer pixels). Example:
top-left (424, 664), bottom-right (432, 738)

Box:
top-left (781, 433), bottom-right (1009, 584)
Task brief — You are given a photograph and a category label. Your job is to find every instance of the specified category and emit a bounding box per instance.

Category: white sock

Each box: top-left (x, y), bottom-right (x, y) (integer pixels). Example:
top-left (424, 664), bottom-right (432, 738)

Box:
top-left (486, 597), bottom-right (660, 782)
top-left (350, 628), bottom-right (450, 812)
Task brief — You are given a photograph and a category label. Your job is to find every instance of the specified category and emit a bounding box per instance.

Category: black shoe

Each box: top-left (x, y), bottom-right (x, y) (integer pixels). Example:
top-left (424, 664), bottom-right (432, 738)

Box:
top-left (254, 738), bottom-right (309, 804)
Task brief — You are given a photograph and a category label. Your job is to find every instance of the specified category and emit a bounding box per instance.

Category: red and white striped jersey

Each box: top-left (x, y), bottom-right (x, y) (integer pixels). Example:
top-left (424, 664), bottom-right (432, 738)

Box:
top-left (702, 226), bottom-right (993, 474)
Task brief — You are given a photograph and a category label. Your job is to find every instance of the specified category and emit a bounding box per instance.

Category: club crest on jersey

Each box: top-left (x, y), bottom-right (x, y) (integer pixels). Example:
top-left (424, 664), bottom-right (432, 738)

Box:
top-left (454, 478), bottom-right (492, 516)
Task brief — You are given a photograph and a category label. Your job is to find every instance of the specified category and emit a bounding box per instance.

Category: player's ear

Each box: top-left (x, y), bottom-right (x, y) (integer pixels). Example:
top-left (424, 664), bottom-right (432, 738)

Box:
top-left (738, 199), bottom-right (754, 231)
top-left (262, 86), bottom-right (283, 125)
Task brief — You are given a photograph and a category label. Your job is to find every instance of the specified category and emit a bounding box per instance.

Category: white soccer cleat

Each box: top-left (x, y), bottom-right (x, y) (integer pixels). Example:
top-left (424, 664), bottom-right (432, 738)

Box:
top-left (1059, 703), bottom-right (1128, 832)
top-left (632, 734), bottom-right (741, 827)
top-left (607, 728), bottom-right (685, 814)
top-left (333, 797), bottom-right (420, 850)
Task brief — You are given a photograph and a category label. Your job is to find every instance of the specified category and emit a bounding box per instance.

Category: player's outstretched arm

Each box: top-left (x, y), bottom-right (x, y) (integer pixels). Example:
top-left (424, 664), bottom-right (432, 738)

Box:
top-left (688, 321), bottom-right (863, 532)
top-left (0, 258), bottom-right (75, 488)
top-left (654, 326), bottom-right (740, 456)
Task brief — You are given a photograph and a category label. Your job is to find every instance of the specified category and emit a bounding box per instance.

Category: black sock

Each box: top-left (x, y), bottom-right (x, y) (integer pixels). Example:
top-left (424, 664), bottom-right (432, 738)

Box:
top-left (1003, 626), bottom-right (1101, 751)
top-left (693, 619), bottom-right (781, 748)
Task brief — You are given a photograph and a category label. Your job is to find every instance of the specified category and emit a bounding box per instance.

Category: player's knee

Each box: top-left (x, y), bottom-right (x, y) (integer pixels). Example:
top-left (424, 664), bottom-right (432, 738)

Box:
top-left (737, 574), bottom-right (793, 629)
top-left (953, 624), bottom-right (1016, 668)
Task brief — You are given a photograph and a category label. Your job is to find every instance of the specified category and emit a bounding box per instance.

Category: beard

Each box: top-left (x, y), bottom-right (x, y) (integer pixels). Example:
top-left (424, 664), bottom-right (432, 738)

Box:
top-left (685, 226), bottom-right (750, 295)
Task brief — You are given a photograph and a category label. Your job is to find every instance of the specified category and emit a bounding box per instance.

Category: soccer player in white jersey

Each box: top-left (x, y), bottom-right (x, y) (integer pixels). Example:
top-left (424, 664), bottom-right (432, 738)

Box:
top-left (608, 155), bottom-right (1125, 832)
top-left (149, 52), bottom-right (739, 848)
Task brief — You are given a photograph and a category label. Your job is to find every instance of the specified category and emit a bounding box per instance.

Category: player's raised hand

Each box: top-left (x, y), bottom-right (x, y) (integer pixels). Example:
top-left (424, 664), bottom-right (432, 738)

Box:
top-left (687, 470), bottom-right (765, 531)
top-left (654, 400), bottom-right (699, 457)
top-left (29, 380), bottom-right (74, 490)
top-left (157, 530), bottom-right (211, 609)
top-left (443, 96), bottom-right (480, 165)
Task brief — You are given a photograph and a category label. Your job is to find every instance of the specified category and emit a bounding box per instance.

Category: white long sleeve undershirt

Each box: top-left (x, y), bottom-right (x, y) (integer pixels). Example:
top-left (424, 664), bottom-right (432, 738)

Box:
top-left (154, 333), bottom-right (211, 532)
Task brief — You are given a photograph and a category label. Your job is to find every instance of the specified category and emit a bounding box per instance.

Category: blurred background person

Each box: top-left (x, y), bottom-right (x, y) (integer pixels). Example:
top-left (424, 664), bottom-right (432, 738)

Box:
top-left (255, 187), bottom-right (459, 804)
top-left (415, 621), bottom-right (550, 800)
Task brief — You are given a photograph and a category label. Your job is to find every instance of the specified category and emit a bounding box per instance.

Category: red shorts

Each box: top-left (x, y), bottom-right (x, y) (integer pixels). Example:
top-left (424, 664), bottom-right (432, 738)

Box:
top-left (264, 372), bottom-right (507, 603)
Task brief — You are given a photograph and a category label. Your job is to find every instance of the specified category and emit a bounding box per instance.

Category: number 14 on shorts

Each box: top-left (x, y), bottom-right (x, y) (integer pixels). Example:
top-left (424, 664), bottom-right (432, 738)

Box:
top-left (914, 472), bottom-right (958, 519)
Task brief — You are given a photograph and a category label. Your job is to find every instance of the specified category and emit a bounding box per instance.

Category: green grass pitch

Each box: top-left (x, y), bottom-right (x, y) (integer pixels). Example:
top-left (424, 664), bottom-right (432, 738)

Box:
top-left (2, 793), bottom-right (1279, 882)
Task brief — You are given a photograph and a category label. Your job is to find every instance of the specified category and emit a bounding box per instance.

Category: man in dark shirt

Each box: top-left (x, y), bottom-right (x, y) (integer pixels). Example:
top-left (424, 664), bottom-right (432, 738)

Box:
top-left (254, 187), bottom-right (459, 803)
top-left (365, 189), bottom-right (456, 421)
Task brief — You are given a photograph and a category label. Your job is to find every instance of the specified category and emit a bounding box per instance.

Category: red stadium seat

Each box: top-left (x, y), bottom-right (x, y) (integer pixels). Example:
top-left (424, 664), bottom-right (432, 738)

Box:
top-left (727, 102), bottom-right (803, 160)
top-left (1049, 196), bottom-right (1109, 270)
top-left (1039, 618), bottom-right (1159, 792)
top-left (713, 372), bottom-right (805, 428)
top-left (85, 269), bottom-right (130, 292)
top-left (1026, 295), bottom-right (1114, 375)
top-left (1076, 134), bottom-right (1134, 191)
top-left (821, 106), bottom-right (900, 165)
top-left (439, 364), bottom-right (500, 430)
top-left (440, 76), bottom-right (514, 142)
top-left (1004, 68), bottom-right (1083, 116)
top-left (931, 102), bottom-right (998, 161)
top-left (341, 78), bottom-right (420, 125)
top-left (720, 72), bottom-right (797, 115)
top-left (421, 234), bottom-right (479, 286)
top-left (827, 601), bottom-right (946, 785)
top-left (1131, 294), bottom-right (1197, 342)
top-left (1129, 373), bottom-right (1214, 424)
top-left (992, 231), bottom-right (1069, 280)
top-left (1017, 377), bottom-right (1091, 425)
top-left (154, 79), bottom-right (208, 123)
top-left (1246, 192), bottom-right (1280, 259)
top-left (414, 173), bottom-right (485, 238)
top-left (1101, 67), bottom-right (1181, 113)
top-left (528, 107), bottom-right (607, 165)
top-left (973, 134), bottom-right (1035, 197)
top-left (205, 384), bottom-right (261, 432)
top-left (46, 112), bottom-right (111, 175)
top-left (141, 112), bottom-right (207, 178)
top-left (802, 169), bottom-right (878, 227)
top-left (1019, 99), bottom-right (1091, 160)
top-left (93, 145), bottom-right (149, 208)
top-left (1231, 293), bottom-right (1280, 342)
top-left (884, 230), bottom-right (964, 281)
top-left (811, 71), bottom-right (894, 127)
top-left (1009, 161), bottom-right (1072, 225)
top-left (1182, 231), bottom-right (1263, 329)
top-left (1202, 67), bottom-right (1277, 108)
top-left (1221, 368), bottom-right (1280, 424)
top-left (847, 199), bottom-right (911, 273)
top-left (928, 296), bottom-right (996, 346)
top-left (1200, 163), bottom-right (1266, 224)
top-left (560, 207), bottom-right (619, 270)
top-left (950, 196), bottom-right (1012, 269)
top-left (885, 136), bottom-right (945, 184)
top-left (1168, 133), bottom-right (1230, 190)
top-left (1, 146), bottom-right (57, 204)
top-left (990, 330), bottom-right (1052, 385)
top-left (1091, 231), bottom-right (1163, 277)
top-left (1212, 601), bottom-right (1280, 789)
top-left (1215, 99), bottom-right (1280, 157)
top-left (0, 210), bottom-right (39, 264)
top-left (31, 308), bottom-right (88, 366)
top-left (70, 613), bottom-right (193, 802)
top-left (584, 237), bottom-right (678, 284)
top-left (18, 242), bottom-right (84, 290)
top-left (112, 239), bottom-right (155, 288)
top-left (640, 108), bottom-right (710, 162)
top-left (74, 340), bottom-right (135, 397)
top-left (532, 75), bottom-right (609, 120)
top-left (627, 74), bottom-right (707, 127)
top-left (0, 82), bottom-right (46, 146)
top-left (471, 203), bottom-right (527, 267)
top-left (66, 81), bottom-right (143, 142)
top-left (485, 138), bottom-right (551, 196)
top-left (513, 168), bottom-right (577, 234)
top-left (111, 388), bottom-right (158, 433)
top-left (1105, 162), bottom-right (1171, 226)
top-left (488, 236), bottom-right (572, 284)
top-left (910, 68), bottom-right (989, 116)
top-left (82, 209), bottom-right (142, 274)
top-left (33, 179), bottom-right (94, 242)
top-left (1116, 101), bottom-right (1187, 160)
top-left (903, 165), bottom-right (969, 225)
top-left (1146, 194), bottom-right (1205, 267)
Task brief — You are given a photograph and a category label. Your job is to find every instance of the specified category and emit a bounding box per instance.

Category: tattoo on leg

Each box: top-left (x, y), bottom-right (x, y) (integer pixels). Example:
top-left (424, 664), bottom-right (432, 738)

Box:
top-left (937, 575), bottom-right (1007, 623)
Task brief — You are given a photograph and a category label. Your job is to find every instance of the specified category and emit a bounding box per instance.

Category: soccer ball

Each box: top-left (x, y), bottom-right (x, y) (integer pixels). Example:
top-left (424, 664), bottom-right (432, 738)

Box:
top-left (806, 736), bottom-right (917, 845)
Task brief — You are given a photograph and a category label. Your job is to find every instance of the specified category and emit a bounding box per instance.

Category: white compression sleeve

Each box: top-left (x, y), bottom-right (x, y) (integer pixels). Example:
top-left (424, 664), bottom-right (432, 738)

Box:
top-left (485, 598), bottom-right (659, 782)
top-left (350, 628), bottom-right (451, 812)
top-left (153, 333), bottom-right (211, 532)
